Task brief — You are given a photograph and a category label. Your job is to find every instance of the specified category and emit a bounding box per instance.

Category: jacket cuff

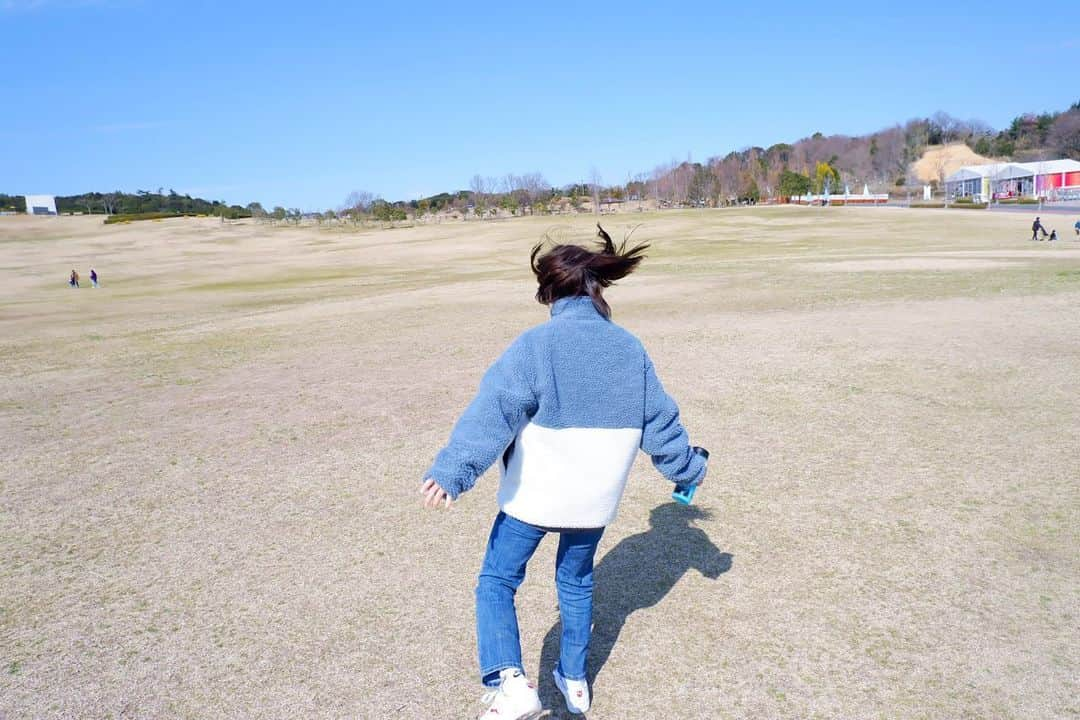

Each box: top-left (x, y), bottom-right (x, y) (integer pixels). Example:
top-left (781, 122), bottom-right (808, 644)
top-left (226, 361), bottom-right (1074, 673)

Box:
top-left (423, 468), bottom-right (473, 500)
top-left (675, 451), bottom-right (708, 487)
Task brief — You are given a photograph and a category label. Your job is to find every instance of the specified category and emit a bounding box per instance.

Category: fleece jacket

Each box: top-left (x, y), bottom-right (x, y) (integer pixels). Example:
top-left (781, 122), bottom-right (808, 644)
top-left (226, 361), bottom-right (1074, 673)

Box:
top-left (425, 295), bottom-right (706, 527)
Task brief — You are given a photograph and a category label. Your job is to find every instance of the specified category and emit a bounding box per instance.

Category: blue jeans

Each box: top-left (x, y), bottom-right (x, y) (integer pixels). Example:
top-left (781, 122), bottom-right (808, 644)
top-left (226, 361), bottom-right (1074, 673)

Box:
top-left (476, 511), bottom-right (604, 687)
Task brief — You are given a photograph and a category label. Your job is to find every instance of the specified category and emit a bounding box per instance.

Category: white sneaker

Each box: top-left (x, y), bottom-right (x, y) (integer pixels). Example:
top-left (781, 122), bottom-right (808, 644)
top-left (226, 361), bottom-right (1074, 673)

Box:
top-left (478, 668), bottom-right (543, 719)
top-left (553, 668), bottom-right (590, 714)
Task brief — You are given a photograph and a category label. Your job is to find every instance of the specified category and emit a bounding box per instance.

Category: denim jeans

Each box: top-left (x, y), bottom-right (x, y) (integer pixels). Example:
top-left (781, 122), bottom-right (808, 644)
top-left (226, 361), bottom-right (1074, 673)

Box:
top-left (476, 511), bottom-right (604, 687)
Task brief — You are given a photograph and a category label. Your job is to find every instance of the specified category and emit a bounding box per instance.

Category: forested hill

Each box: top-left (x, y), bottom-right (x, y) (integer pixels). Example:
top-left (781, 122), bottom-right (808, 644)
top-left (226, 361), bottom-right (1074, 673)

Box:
top-left (640, 101), bottom-right (1080, 205)
top-left (0, 190), bottom-right (256, 218)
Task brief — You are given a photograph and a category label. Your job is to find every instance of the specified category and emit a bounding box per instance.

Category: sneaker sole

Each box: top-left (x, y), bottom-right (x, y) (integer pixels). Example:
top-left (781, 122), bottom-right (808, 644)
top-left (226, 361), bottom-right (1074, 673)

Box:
top-left (480, 709), bottom-right (548, 720)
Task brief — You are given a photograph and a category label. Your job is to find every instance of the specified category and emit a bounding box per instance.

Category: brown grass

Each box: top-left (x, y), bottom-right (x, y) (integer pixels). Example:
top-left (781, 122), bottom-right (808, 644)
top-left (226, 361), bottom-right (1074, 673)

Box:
top-left (912, 143), bottom-right (1001, 184)
top-left (1, 208), bottom-right (1078, 719)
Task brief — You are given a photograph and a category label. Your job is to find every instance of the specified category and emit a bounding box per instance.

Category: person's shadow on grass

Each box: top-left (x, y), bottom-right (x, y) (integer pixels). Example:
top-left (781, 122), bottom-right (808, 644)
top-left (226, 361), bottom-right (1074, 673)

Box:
top-left (536, 502), bottom-right (733, 717)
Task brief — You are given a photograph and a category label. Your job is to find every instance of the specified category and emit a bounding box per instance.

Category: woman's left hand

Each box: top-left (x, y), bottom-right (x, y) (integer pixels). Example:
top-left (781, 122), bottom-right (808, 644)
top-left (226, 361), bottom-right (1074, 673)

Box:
top-left (420, 478), bottom-right (453, 510)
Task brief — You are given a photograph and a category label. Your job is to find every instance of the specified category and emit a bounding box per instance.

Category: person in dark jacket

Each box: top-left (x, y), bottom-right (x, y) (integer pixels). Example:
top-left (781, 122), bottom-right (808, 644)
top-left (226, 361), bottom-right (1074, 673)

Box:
top-left (1032, 217), bottom-right (1048, 240)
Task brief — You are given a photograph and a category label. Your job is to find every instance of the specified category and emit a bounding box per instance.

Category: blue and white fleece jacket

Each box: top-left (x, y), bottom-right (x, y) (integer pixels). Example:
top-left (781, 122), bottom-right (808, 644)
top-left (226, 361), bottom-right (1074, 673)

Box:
top-left (426, 295), bottom-right (706, 528)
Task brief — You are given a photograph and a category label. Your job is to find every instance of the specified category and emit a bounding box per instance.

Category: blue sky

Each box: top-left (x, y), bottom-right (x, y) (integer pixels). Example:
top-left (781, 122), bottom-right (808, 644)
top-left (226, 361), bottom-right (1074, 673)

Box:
top-left (3, 0), bottom-right (1077, 210)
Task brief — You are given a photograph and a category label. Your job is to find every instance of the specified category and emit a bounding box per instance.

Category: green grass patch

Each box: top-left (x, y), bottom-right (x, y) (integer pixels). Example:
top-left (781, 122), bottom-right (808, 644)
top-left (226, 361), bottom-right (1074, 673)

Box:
top-left (192, 269), bottom-right (362, 293)
top-left (103, 212), bottom-right (199, 225)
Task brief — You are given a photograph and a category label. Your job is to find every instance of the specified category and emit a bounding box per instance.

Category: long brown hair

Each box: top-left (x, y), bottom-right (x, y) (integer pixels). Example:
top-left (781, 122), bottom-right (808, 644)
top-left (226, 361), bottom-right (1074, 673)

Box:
top-left (530, 224), bottom-right (649, 318)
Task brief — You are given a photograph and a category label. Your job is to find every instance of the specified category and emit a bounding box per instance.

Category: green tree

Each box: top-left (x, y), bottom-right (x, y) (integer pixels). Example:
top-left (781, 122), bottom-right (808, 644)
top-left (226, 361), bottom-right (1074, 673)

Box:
top-left (0, 194), bottom-right (26, 212)
top-left (779, 170), bottom-right (812, 198)
top-left (739, 178), bottom-right (760, 203)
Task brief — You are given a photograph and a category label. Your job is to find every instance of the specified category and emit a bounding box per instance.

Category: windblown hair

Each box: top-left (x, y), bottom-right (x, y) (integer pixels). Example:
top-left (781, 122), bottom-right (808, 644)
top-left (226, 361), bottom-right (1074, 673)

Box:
top-left (530, 224), bottom-right (649, 318)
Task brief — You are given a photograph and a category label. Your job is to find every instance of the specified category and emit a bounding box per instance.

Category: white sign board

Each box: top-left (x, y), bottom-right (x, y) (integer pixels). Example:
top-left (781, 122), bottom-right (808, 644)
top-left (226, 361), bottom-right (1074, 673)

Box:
top-left (25, 194), bottom-right (58, 215)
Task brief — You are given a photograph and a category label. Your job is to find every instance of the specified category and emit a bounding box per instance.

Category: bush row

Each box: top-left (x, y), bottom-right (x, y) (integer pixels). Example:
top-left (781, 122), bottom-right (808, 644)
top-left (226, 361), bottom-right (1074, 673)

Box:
top-left (910, 202), bottom-right (989, 210)
top-left (103, 212), bottom-right (198, 225)
top-left (997, 197), bottom-right (1040, 205)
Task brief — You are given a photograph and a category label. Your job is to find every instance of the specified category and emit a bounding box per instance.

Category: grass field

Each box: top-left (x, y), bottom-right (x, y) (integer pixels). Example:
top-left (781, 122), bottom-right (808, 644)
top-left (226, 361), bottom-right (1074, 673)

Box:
top-left (2, 208), bottom-right (1078, 719)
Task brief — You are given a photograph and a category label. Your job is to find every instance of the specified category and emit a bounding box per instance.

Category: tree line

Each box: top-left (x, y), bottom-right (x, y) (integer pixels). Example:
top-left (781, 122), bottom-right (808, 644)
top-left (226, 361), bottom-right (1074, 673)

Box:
top-left (331, 101), bottom-right (1080, 217)
top-left (0, 189), bottom-right (254, 219)
top-left (5, 102), bottom-right (1076, 220)
top-left (66, 190), bottom-right (253, 218)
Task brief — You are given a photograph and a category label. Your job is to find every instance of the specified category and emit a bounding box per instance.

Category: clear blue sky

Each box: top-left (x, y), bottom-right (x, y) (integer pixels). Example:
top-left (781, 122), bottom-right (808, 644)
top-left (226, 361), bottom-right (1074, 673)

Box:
top-left (3, 0), bottom-right (1077, 210)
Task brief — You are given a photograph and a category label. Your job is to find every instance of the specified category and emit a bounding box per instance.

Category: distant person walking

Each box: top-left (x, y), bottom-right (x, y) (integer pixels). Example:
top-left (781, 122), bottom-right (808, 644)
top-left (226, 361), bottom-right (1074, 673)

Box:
top-left (1074, 219), bottom-right (1079, 237)
top-left (90, 268), bottom-right (98, 288)
top-left (69, 269), bottom-right (79, 288)
top-left (1031, 216), bottom-right (1048, 241)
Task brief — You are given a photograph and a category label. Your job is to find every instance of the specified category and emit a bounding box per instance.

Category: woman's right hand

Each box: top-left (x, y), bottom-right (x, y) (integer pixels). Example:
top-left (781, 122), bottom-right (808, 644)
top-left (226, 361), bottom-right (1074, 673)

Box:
top-left (420, 478), bottom-right (453, 510)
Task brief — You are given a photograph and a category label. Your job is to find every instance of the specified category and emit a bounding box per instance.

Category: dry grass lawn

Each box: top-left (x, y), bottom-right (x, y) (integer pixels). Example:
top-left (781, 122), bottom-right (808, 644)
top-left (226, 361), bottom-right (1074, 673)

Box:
top-left (2, 208), bottom-right (1078, 719)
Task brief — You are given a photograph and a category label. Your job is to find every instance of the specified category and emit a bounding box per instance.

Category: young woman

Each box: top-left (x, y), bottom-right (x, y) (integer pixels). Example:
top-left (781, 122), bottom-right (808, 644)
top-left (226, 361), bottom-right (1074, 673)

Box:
top-left (421, 226), bottom-right (706, 718)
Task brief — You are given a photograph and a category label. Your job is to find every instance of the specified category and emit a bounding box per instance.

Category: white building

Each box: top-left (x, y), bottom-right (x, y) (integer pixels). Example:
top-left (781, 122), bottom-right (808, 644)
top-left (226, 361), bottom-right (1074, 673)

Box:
top-left (945, 159), bottom-right (1080, 202)
top-left (24, 194), bottom-right (58, 215)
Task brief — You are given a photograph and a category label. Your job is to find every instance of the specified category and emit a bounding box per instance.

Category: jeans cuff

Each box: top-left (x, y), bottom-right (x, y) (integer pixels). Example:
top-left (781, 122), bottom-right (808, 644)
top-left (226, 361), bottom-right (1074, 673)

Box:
top-left (481, 663), bottom-right (520, 687)
top-left (556, 663), bottom-right (588, 681)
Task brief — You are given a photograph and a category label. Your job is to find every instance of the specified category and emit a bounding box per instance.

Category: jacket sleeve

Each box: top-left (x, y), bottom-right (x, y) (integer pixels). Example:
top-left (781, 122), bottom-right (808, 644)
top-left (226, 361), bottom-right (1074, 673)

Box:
top-left (641, 353), bottom-right (707, 486)
top-left (424, 335), bottom-right (538, 499)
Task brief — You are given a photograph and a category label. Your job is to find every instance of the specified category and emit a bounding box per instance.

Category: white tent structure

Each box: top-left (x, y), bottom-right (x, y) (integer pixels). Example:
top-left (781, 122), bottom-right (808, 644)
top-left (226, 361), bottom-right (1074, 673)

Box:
top-left (944, 166), bottom-right (998, 201)
top-left (25, 194), bottom-right (58, 215)
top-left (945, 159), bottom-right (1080, 202)
top-left (990, 164), bottom-right (1038, 199)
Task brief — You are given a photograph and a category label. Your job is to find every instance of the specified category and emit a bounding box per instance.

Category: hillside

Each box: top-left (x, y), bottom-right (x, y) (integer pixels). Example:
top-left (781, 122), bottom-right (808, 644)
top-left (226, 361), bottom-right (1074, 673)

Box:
top-left (912, 144), bottom-right (1003, 184)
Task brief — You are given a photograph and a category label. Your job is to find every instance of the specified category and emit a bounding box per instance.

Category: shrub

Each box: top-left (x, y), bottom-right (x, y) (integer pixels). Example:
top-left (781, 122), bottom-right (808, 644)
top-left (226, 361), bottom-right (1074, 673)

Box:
top-left (997, 197), bottom-right (1040, 205)
top-left (949, 202), bottom-right (987, 210)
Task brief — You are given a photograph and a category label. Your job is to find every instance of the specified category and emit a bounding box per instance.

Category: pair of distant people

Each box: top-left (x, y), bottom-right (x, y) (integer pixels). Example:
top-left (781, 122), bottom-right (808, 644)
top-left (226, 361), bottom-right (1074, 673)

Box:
top-left (68, 268), bottom-right (98, 288)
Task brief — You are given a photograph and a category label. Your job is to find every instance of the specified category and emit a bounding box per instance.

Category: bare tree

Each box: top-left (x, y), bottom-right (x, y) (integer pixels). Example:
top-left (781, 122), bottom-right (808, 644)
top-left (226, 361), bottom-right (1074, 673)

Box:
top-left (520, 172), bottom-right (549, 214)
top-left (589, 168), bottom-right (603, 214)
top-left (1048, 109), bottom-right (1080, 160)
top-left (469, 175), bottom-right (487, 219)
top-left (342, 191), bottom-right (374, 224)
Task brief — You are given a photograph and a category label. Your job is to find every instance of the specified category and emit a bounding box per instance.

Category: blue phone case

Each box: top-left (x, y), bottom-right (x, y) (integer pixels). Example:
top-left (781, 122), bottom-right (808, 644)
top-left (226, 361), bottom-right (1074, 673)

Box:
top-left (671, 484), bottom-right (697, 505)
top-left (671, 446), bottom-right (709, 505)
